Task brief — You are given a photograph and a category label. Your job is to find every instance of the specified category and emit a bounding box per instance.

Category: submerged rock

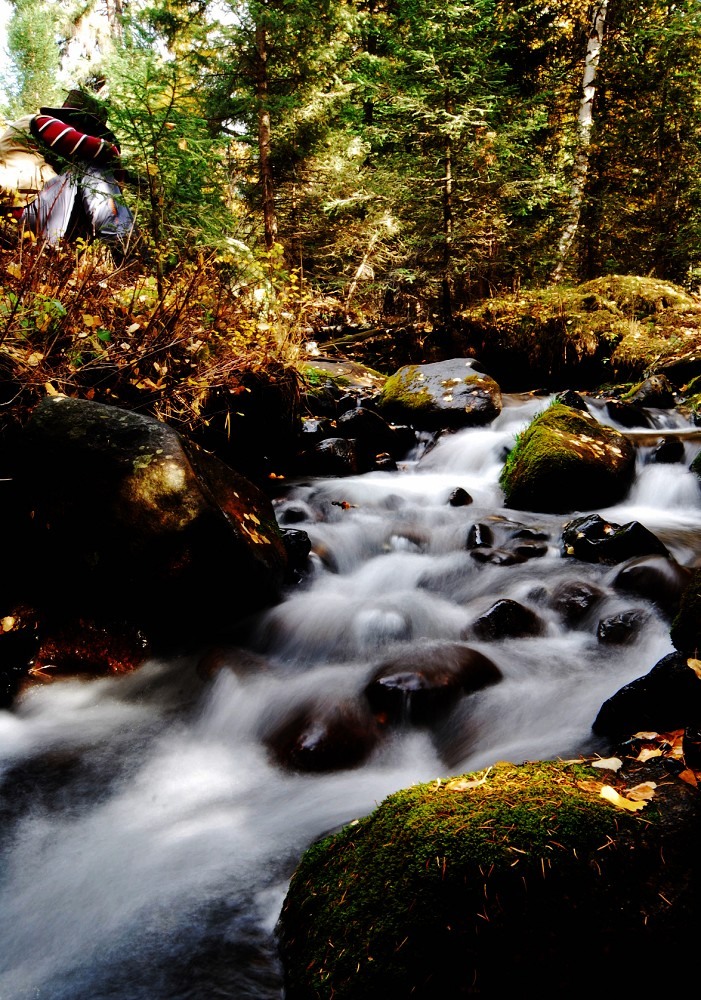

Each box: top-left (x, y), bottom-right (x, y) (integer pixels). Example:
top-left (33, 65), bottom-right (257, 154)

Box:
top-left (364, 642), bottom-right (502, 725)
top-left (612, 554), bottom-right (692, 618)
top-left (264, 697), bottom-right (384, 773)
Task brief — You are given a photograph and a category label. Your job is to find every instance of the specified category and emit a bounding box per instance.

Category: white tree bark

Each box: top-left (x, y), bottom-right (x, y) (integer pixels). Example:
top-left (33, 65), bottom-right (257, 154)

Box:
top-left (552, 1), bottom-right (609, 282)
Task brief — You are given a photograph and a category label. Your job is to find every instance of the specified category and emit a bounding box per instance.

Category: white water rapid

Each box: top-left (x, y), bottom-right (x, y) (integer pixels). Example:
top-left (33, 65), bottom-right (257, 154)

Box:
top-left (1, 394), bottom-right (699, 999)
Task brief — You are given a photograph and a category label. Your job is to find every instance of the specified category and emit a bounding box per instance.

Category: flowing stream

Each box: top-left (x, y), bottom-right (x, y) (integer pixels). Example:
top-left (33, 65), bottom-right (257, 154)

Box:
top-left (0, 394), bottom-right (700, 999)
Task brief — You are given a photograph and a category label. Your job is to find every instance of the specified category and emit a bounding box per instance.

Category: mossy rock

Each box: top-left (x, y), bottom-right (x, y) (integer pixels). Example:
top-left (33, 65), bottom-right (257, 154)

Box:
top-left (459, 275), bottom-right (701, 390)
top-left (499, 402), bottom-right (635, 513)
top-left (378, 358), bottom-right (502, 430)
top-left (301, 359), bottom-right (386, 395)
top-left (278, 758), bottom-right (701, 997)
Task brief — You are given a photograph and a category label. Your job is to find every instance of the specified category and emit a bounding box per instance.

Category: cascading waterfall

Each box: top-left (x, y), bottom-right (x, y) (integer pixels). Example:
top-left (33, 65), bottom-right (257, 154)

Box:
top-left (0, 394), bottom-right (699, 1000)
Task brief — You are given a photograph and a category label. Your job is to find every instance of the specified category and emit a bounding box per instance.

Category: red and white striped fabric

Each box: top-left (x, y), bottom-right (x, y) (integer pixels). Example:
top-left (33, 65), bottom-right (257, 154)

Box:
top-left (30, 114), bottom-right (120, 165)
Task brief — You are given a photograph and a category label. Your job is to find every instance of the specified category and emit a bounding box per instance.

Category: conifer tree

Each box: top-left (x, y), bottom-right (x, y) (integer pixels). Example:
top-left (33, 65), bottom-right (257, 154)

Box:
top-left (3, 0), bottom-right (62, 115)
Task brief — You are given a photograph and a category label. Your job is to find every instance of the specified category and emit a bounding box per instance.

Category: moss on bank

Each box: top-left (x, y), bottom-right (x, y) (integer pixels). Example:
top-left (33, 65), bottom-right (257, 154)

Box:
top-left (459, 275), bottom-right (701, 390)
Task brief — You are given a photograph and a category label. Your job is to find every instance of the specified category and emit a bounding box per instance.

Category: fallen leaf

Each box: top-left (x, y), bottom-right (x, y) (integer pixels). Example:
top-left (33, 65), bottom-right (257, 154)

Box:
top-left (577, 779), bottom-right (604, 794)
top-left (626, 781), bottom-right (657, 801)
top-left (678, 769), bottom-right (698, 787)
top-left (636, 747), bottom-right (663, 762)
top-left (134, 378), bottom-right (164, 391)
top-left (592, 757), bottom-right (623, 772)
top-left (6, 262), bottom-right (21, 278)
top-left (600, 785), bottom-right (647, 811)
top-left (687, 658), bottom-right (701, 680)
top-left (0, 616), bottom-right (16, 632)
top-left (632, 731), bottom-right (659, 740)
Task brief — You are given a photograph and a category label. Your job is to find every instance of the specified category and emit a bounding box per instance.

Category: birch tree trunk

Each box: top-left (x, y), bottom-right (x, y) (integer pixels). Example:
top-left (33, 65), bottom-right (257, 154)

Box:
top-left (552, 1), bottom-right (609, 282)
top-left (441, 89), bottom-right (454, 321)
top-left (256, 21), bottom-right (279, 251)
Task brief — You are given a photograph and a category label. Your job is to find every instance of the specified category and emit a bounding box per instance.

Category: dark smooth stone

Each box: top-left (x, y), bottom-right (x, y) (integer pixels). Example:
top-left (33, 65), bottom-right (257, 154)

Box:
top-left (613, 555), bottom-right (693, 617)
top-left (266, 698), bottom-right (383, 773)
top-left (448, 487), bottom-right (472, 507)
top-left (468, 599), bottom-right (544, 641)
top-left (550, 580), bottom-right (604, 625)
top-left (597, 609), bottom-right (648, 645)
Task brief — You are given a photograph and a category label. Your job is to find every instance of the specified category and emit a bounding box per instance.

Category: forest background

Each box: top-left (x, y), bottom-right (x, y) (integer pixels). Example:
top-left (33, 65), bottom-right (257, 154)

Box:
top-left (1, 0), bottom-right (701, 445)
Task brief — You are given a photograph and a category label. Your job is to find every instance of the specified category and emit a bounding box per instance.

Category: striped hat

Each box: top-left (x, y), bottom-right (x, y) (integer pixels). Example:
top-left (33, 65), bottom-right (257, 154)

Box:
top-left (39, 89), bottom-right (117, 145)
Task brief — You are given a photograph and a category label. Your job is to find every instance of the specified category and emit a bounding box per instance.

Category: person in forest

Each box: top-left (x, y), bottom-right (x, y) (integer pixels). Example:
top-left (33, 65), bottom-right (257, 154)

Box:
top-left (0, 86), bottom-right (135, 257)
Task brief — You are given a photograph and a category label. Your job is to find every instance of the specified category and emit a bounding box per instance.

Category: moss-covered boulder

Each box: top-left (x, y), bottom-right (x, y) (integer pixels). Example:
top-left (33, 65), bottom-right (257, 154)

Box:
top-left (500, 402), bottom-right (636, 513)
top-left (459, 275), bottom-right (701, 390)
top-left (278, 758), bottom-right (701, 998)
top-left (377, 358), bottom-right (502, 430)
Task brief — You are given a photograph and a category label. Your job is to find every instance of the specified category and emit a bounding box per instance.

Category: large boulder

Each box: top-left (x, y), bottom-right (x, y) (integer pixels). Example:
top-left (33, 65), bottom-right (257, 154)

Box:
top-left (278, 758), bottom-right (701, 997)
top-left (500, 402), bottom-right (636, 513)
top-left (9, 396), bottom-right (287, 647)
top-left (377, 358), bottom-right (502, 430)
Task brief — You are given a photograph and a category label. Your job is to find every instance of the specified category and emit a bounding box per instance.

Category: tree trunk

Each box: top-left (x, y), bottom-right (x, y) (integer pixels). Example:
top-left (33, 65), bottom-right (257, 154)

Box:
top-left (363, 0), bottom-right (377, 127)
top-left (552, 1), bottom-right (609, 283)
top-left (255, 21), bottom-right (278, 251)
top-left (441, 91), bottom-right (454, 321)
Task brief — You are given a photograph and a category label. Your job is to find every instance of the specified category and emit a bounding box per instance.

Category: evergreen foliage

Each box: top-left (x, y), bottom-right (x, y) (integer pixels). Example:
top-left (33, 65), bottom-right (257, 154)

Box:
top-left (2, 0), bottom-right (701, 324)
top-left (2, 0), bottom-right (63, 116)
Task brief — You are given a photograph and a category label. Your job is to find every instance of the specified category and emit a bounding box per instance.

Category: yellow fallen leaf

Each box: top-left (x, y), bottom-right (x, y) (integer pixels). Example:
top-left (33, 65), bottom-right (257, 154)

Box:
top-left (636, 747), bottom-right (662, 762)
top-left (44, 382), bottom-right (59, 395)
top-left (687, 658), bottom-right (701, 680)
top-left (26, 351), bottom-right (44, 366)
top-left (626, 781), bottom-right (657, 801)
top-left (82, 314), bottom-right (100, 328)
top-left (134, 378), bottom-right (164, 391)
top-left (592, 757), bottom-right (623, 772)
top-left (632, 731), bottom-right (659, 740)
top-left (0, 616), bottom-right (16, 632)
top-left (600, 785), bottom-right (646, 811)
top-left (6, 262), bottom-right (21, 278)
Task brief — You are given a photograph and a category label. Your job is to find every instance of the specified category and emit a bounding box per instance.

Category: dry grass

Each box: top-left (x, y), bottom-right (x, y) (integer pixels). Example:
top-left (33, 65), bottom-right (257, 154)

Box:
top-left (0, 227), bottom-right (322, 442)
